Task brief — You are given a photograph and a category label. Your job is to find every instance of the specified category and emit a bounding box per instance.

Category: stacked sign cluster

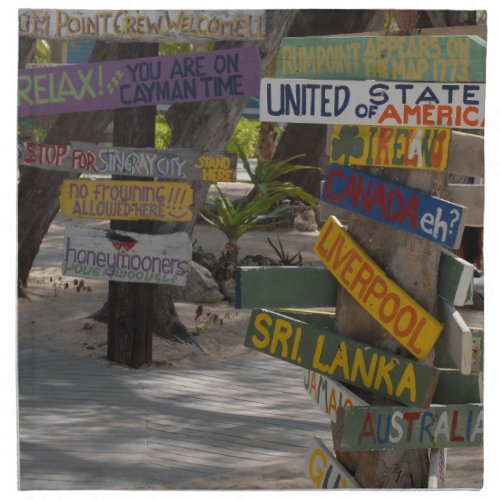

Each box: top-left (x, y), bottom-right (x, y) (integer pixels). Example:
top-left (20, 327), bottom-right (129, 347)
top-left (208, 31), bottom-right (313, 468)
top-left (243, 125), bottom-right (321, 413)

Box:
top-left (243, 33), bottom-right (486, 488)
top-left (17, 8), bottom-right (266, 288)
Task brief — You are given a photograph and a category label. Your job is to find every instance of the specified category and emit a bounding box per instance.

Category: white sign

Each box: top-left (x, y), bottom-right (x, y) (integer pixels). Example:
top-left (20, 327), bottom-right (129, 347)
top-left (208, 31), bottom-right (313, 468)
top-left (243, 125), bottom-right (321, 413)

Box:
top-left (62, 226), bottom-right (191, 286)
top-left (303, 437), bottom-right (360, 489)
top-left (260, 78), bottom-right (485, 129)
top-left (304, 369), bottom-right (366, 423)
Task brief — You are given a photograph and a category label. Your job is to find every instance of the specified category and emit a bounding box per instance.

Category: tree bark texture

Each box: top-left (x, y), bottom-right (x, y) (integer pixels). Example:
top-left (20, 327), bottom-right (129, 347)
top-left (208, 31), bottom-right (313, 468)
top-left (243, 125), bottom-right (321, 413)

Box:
top-left (18, 41), bottom-right (119, 286)
top-left (18, 37), bottom-right (35, 69)
top-left (332, 167), bottom-right (447, 488)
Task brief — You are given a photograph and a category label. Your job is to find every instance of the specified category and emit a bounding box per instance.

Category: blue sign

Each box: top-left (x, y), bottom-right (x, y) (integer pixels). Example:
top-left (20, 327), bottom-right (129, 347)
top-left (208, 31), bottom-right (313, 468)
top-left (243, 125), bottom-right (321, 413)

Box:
top-left (322, 164), bottom-right (466, 249)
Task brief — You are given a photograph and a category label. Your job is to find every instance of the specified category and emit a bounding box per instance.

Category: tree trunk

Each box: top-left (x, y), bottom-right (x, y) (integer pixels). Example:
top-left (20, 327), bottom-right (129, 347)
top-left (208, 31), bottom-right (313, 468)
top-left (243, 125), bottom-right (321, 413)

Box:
top-left (18, 41), bottom-right (119, 286)
top-left (331, 168), bottom-right (447, 488)
top-left (19, 37), bottom-right (35, 69)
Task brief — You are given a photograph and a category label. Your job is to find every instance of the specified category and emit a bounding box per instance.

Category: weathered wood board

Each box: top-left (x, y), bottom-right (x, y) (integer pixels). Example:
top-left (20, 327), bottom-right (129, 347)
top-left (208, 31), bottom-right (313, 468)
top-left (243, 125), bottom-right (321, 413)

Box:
top-left (439, 301), bottom-right (473, 375)
top-left (470, 328), bottom-right (484, 375)
top-left (260, 78), bottom-right (485, 129)
top-left (18, 140), bottom-right (237, 182)
top-left (62, 226), bottom-right (191, 285)
top-left (304, 369), bottom-right (367, 423)
top-left (448, 131), bottom-right (484, 178)
top-left (60, 179), bottom-right (193, 222)
top-left (438, 250), bottom-right (474, 307)
top-left (322, 164), bottom-right (466, 248)
top-left (18, 10), bottom-right (266, 41)
top-left (447, 184), bottom-right (484, 227)
top-left (303, 436), bottom-right (360, 489)
top-left (314, 216), bottom-right (443, 361)
top-left (329, 124), bottom-right (450, 170)
top-left (18, 48), bottom-right (261, 117)
top-left (334, 404), bottom-right (483, 451)
top-left (277, 36), bottom-right (486, 82)
top-left (432, 369), bottom-right (482, 405)
top-left (244, 309), bottom-right (439, 407)
top-left (428, 448), bottom-right (447, 489)
top-left (236, 251), bottom-right (474, 309)
top-left (235, 266), bottom-right (337, 309)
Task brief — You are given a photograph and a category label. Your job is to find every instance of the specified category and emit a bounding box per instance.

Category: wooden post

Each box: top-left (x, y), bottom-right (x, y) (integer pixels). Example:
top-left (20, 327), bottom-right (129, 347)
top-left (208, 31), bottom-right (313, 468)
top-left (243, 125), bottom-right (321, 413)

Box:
top-left (331, 165), bottom-right (446, 487)
top-left (106, 42), bottom-right (158, 368)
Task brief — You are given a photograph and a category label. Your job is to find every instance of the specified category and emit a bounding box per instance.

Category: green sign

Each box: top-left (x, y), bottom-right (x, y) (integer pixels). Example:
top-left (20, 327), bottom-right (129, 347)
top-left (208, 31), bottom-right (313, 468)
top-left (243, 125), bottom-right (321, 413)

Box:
top-left (334, 404), bottom-right (483, 451)
top-left (244, 309), bottom-right (439, 407)
top-left (277, 35), bottom-right (486, 82)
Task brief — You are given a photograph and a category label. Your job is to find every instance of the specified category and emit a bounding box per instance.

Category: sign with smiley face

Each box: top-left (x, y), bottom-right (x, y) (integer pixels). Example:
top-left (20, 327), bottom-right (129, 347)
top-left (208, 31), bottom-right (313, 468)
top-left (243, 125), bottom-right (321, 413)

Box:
top-left (60, 179), bottom-right (193, 222)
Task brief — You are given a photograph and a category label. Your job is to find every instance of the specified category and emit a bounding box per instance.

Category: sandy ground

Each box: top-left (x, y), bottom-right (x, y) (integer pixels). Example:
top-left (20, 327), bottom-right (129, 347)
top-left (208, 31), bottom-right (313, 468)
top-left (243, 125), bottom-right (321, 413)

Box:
top-left (19, 265), bottom-right (254, 368)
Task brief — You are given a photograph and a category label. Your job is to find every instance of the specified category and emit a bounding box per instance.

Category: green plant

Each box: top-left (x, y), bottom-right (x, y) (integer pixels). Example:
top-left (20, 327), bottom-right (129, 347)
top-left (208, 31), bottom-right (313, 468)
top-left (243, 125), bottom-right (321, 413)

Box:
top-left (227, 117), bottom-right (260, 159)
top-left (235, 143), bottom-right (320, 206)
top-left (267, 236), bottom-right (303, 265)
top-left (201, 185), bottom-right (290, 264)
top-left (155, 113), bottom-right (172, 149)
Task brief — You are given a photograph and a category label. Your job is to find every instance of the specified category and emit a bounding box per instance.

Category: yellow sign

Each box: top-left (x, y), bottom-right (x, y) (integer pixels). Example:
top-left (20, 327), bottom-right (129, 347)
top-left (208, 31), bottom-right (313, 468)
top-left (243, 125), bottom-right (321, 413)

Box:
top-left (330, 124), bottom-right (450, 170)
top-left (60, 179), bottom-right (193, 222)
top-left (314, 216), bottom-right (442, 361)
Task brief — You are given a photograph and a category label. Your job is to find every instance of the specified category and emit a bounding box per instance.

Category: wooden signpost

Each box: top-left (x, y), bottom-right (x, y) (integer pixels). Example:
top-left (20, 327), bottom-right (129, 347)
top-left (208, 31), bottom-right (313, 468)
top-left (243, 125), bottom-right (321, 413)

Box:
top-left (314, 216), bottom-right (443, 361)
top-left (447, 184), bottom-right (484, 227)
top-left (438, 250), bottom-right (474, 307)
top-left (333, 403), bottom-right (483, 451)
top-left (235, 266), bottom-right (337, 309)
top-left (62, 226), bottom-right (191, 285)
top-left (59, 179), bottom-right (193, 222)
top-left (439, 301), bottom-right (473, 375)
top-left (329, 125), bottom-right (451, 170)
top-left (304, 369), bottom-right (367, 423)
top-left (18, 47), bottom-right (261, 117)
top-left (321, 164), bottom-right (467, 249)
top-left (277, 36), bottom-right (486, 82)
top-left (304, 437), bottom-right (360, 489)
top-left (447, 131), bottom-right (484, 177)
top-left (18, 140), bottom-right (237, 182)
top-left (19, 9), bottom-right (267, 41)
top-left (244, 308), bottom-right (439, 407)
top-left (259, 78), bottom-right (485, 129)
top-left (236, 249), bottom-right (474, 309)
top-left (432, 369), bottom-right (481, 405)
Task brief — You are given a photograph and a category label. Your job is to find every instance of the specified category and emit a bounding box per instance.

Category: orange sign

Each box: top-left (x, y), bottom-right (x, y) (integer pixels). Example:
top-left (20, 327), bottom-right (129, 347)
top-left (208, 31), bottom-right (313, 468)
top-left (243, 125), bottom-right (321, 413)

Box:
top-left (314, 216), bottom-right (443, 361)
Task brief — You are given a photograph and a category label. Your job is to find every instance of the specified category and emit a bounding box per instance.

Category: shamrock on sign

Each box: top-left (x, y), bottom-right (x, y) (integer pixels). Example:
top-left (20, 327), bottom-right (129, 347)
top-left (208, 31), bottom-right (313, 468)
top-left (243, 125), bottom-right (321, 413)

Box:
top-left (331, 125), bottom-right (364, 165)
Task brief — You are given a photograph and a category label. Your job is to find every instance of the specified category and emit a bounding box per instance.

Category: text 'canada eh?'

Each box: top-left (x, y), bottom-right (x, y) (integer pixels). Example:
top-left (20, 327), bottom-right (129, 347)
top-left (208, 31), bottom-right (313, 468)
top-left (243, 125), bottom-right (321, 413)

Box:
top-left (260, 79), bottom-right (485, 129)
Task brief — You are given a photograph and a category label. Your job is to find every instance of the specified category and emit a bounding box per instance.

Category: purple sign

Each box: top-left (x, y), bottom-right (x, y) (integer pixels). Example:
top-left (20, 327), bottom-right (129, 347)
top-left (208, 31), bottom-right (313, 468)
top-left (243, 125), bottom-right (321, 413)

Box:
top-left (18, 47), bottom-right (261, 117)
